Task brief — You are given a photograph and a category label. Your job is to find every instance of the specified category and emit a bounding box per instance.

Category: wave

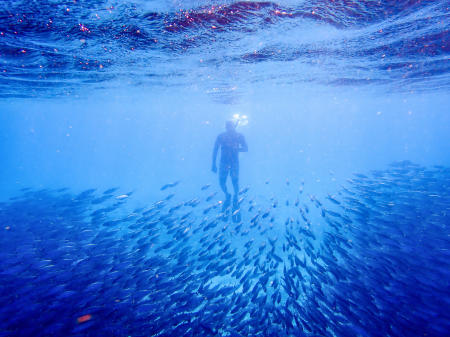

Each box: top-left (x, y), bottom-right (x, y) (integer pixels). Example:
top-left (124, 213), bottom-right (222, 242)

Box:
top-left (0, 0), bottom-right (448, 98)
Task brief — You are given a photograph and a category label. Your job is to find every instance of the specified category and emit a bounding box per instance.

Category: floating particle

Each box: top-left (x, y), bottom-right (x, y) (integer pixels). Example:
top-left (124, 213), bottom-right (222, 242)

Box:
top-left (77, 314), bottom-right (92, 324)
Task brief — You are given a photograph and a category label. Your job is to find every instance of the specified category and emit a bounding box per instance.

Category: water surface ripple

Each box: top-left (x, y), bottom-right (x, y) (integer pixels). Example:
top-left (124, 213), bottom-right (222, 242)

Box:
top-left (0, 0), bottom-right (448, 98)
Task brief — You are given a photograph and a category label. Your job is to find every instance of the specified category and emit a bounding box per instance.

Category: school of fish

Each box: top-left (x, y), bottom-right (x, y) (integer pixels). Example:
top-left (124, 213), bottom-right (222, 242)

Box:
top-left (0, 160), bottom-right (449, 337)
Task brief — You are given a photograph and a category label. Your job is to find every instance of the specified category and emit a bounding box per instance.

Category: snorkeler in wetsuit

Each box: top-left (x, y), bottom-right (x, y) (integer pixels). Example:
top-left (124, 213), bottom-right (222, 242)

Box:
top-left (212, 121), bottom-right (248, 211)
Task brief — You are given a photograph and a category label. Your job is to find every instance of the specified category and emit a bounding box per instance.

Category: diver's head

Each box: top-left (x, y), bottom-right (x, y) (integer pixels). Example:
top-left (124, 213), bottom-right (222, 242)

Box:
top-left (225, 120), bottom-right (237, 132)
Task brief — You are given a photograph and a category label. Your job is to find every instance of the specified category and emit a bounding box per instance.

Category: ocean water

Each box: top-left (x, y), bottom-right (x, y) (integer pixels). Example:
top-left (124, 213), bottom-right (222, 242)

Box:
top-left (0, 1), bottom-right (449, 336)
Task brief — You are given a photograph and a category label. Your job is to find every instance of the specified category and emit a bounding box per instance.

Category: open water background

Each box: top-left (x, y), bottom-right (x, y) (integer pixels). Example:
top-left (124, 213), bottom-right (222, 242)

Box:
top-left (0, 1), bottom-right (449, 336)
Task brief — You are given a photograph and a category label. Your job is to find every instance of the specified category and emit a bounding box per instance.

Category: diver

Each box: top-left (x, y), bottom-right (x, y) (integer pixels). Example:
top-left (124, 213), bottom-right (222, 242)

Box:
top-left (212, 120), bottom-right (248, 214)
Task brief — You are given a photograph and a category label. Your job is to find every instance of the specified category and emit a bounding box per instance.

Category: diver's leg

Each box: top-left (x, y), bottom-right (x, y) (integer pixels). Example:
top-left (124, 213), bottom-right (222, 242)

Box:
top-left (231, 166), bottom-right (239, 207)
top-left (219, 165), bottom-right (229, 196)
top-left (219, 165), bottom-right (231, 209)
top-left (230, 166), bottom-right (241, 222)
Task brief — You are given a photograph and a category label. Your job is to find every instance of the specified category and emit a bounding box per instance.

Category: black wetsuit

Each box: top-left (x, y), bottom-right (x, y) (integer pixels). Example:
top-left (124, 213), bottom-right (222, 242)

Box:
top-left (212, 130), bottom-right (248, 201)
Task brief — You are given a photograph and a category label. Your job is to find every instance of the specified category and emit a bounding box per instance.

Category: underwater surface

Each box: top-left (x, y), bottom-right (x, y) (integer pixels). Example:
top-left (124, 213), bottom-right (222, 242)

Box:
top-left (0, 0), bottom-right (449, 336)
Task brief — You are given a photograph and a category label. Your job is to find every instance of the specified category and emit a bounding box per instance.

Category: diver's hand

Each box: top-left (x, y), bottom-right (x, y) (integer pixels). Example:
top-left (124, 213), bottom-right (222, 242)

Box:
top-left (211, 164), bottom-right (217, 173)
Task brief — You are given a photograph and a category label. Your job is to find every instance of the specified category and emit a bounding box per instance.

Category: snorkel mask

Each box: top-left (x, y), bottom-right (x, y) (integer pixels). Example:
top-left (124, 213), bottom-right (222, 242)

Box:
top-left (231, 113), bottom-right (249, 128)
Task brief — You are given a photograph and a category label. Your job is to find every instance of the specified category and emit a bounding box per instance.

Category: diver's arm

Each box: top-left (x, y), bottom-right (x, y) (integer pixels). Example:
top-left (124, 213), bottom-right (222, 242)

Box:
top-left (212, 136), bottom-right (220, 172)
top-left (239, 135), bottom-right (248, 152)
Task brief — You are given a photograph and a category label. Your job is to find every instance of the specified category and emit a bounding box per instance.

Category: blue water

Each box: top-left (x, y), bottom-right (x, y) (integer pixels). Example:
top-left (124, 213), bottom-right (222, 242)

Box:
top-left (0, 1), bottom-right (449, 336)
